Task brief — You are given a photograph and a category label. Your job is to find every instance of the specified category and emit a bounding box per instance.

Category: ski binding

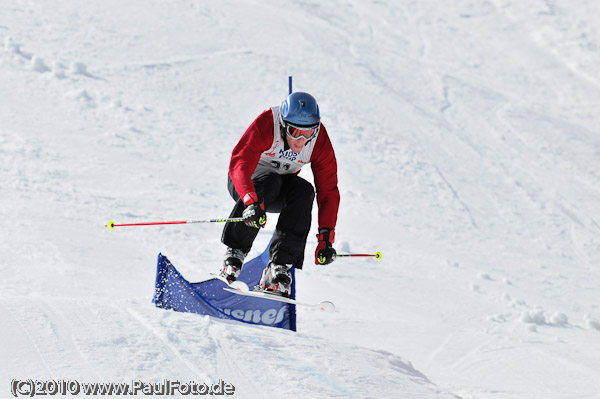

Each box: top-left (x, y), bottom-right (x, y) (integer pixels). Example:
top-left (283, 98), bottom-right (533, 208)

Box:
top-left (209, 272), bottom-right (249, 291)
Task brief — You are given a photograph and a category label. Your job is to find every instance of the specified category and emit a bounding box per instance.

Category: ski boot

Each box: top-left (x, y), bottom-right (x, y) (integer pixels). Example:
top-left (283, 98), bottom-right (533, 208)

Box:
top-left (257, 262), bottom-right (292, 297)
top-left (220, 247), bottom-right (247, 283)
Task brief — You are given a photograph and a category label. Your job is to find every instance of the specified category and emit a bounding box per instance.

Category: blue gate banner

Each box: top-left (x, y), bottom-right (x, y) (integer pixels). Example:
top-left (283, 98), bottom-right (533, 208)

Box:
top-left (153, 240), bottom-right (296, 331)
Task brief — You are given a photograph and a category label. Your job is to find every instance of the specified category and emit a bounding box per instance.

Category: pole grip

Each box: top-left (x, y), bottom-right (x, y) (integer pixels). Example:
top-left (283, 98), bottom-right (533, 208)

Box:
top-left (289, 76), bottom-right (293, 94)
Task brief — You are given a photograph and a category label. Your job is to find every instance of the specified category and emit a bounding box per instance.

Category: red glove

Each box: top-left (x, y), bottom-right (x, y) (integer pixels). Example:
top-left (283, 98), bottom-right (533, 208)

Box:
top-left (315, 228), bottom-right (336, 265)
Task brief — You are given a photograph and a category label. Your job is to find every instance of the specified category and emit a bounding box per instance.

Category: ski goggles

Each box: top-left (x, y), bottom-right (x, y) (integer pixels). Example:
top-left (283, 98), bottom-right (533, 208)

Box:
top-left (284, 122), bottom-right (320, 141)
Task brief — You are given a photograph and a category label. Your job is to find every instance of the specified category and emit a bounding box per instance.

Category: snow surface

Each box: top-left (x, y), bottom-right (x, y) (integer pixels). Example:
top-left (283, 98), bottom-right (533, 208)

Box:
top-left (1, 0), bottom-right (600, 398)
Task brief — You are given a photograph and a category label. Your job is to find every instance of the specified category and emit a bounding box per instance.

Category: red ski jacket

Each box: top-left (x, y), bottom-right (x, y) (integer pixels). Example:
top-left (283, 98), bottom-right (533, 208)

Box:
top-left (229, 108), bottom-right (340, 231)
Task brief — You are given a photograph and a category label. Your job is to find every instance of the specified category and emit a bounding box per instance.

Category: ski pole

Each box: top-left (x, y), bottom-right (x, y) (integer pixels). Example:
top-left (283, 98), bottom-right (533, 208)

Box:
top-left (105, 218), bottom-right (244, 230)
top-left (336, 252), bottom-right (383, 260)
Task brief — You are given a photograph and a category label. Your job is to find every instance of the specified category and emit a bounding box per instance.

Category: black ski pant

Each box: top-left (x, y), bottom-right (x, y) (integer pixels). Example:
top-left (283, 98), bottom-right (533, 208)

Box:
top-left (221, 171), bottom-right (315, 269)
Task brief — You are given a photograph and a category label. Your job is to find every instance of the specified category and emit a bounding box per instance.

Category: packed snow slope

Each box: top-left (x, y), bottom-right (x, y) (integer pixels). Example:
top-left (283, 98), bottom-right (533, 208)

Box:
top-left (2, 0), bottom-right (600, 398)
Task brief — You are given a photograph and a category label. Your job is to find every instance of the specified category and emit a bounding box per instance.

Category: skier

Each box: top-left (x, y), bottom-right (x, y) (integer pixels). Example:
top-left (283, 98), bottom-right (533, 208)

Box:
top-left (219, 91), bottom-right (340, 297)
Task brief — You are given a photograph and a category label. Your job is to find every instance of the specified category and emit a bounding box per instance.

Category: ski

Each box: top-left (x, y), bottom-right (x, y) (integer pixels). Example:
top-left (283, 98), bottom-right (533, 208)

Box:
top-left (223, 287), bottom-right (335, 311)
top-left (209, 272), bottom-right (249, 291)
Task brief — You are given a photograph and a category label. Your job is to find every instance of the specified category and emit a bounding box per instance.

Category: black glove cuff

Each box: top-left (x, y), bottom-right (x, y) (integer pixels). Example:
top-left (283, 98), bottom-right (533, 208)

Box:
top-left (317, 228), bottom-right (335, 244)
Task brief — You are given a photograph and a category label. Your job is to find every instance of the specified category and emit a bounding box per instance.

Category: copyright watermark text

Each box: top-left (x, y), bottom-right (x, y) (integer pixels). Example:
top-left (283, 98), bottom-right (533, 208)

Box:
top-left (10, 379), bottom-right (235, 396)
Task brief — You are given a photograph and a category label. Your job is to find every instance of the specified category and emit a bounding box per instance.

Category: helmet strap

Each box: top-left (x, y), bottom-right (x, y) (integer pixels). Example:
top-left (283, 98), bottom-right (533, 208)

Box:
top-left (279, 120), bottom-right (291, 151)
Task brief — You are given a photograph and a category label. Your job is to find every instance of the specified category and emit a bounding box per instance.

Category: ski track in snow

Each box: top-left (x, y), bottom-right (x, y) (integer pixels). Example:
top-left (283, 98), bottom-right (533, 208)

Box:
top-left (2, 0), bottom-right (600, 398)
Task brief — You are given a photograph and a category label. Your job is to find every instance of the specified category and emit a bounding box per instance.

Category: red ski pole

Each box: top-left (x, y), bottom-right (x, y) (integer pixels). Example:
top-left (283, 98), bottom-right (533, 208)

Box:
top-left (105, 217), bottom-right (244, 230)
top-left (336, 252), bottom-right (382, 260)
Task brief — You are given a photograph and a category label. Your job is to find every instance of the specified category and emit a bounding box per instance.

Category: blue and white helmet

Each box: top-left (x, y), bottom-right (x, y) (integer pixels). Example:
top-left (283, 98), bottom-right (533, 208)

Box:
top-left (279, 92), bottom-right (321, 141)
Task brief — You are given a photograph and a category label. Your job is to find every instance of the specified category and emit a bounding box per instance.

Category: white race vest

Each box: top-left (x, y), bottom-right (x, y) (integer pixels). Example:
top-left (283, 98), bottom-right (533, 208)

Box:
top-left (253, 106), bottom-right (318, 177)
